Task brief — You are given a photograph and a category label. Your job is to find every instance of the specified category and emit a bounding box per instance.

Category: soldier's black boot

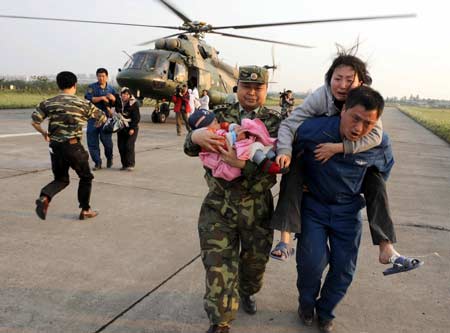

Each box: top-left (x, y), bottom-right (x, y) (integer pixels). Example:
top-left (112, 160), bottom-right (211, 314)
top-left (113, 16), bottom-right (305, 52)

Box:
top-left (241, 294), bottom-right (257, 314)
top-left (206, 324), bottom-right (230, 333)
top-left (107, 159), bottom-right (113, 168)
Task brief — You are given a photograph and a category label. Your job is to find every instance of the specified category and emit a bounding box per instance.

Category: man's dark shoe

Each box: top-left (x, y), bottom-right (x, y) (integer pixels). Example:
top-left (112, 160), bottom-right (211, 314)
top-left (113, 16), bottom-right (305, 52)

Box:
top-left (35, 196), bottom-right (49, 220)
top-left (93, 163), bottom-right (102, 171)
top-left (79, 209), bottom-right (98, 220)
top-left (241, 294), bottom-right (257, 314)
top-left (298, 306), bottom-right (314, 326)
top-left (206, 325), bottom-right (230, 333)
top-left (319, 319), bottom-right (334, 333)
top-left (106, 159), bottom-right (113, 168)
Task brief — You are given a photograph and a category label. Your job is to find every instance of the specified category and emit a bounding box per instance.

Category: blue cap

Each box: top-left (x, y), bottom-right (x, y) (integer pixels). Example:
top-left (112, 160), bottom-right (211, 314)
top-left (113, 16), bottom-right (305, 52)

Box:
top-left (188, 109), bottom-right (216, 130)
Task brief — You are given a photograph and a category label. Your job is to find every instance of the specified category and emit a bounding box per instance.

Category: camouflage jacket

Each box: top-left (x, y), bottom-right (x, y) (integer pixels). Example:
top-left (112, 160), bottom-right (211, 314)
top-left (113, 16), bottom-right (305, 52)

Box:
top-left (32, 94), bottom-right (106, 143)
top-left (184, 102), bottom-right (282, 196)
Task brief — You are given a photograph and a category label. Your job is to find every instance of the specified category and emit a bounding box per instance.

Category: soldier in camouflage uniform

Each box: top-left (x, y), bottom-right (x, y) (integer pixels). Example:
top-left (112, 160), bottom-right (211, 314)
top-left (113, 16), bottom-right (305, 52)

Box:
top-left (32, 71), bottom-right (107, 221)
top-left (184, 66), bottom-right (282, 333)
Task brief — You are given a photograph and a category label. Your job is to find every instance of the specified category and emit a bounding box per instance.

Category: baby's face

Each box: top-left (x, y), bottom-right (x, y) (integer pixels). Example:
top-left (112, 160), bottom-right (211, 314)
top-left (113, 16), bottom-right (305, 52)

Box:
top-left (236, 129), bottom-right (247, 141)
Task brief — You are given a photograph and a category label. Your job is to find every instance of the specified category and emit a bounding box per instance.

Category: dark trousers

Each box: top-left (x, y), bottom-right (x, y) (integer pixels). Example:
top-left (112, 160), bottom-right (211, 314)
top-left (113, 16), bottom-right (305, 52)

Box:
top-left (362, 166), bottom-right (397, 244)
top-left (40, 140), bottom-right (94, 210)
top-left (175, 111), bottom-right (191, 134)
top-left (270, 151), bottom-right (304, 233)
top-left (297, 194), bottom-right (362, 321)
top-left (117, 128), bottom-right (138, 168)
top-left (272, 156), bottom-right (396, 245)
top-left (87, 118), bottom-right (113, 165)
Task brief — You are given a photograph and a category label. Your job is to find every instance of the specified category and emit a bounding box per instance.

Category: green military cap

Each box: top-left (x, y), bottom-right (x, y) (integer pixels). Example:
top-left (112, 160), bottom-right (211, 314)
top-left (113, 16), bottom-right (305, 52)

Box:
top-left (238, 65), bottom-right (268, 84)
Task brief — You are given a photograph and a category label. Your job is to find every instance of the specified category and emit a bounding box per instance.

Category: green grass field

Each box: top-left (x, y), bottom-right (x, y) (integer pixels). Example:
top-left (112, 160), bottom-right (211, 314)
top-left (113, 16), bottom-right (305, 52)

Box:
top-left (0, 91), bottom-right (301, 109)
top-left (0, 92), bottom-right (53, 109)
top-left (398, 106), bottom-right (450, 143)
top-left (0, 91), bottom-right (87, 109)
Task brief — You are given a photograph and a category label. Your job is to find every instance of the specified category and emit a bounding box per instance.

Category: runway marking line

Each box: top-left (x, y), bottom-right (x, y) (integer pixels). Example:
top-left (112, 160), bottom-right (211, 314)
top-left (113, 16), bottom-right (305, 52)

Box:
top-left (0, 132), bottom-right (40, 138)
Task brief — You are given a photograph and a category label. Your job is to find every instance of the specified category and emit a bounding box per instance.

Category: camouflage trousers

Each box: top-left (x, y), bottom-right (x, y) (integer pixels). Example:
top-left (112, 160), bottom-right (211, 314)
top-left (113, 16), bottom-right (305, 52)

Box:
top-left (198, 189), bottom-right (274, 326)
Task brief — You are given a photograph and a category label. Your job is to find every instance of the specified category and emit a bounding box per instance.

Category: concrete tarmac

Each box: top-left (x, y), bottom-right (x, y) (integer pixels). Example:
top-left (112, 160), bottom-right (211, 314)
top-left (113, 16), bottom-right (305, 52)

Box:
top-left (0, 107), bottom-right (449, 333)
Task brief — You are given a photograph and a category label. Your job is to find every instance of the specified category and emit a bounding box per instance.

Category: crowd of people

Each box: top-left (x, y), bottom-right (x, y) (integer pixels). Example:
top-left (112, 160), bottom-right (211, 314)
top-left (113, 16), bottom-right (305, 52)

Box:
top-left (31, 52), bottom-right (423, 333)
top-left (32, 68), bottom-right (141, 221)
top-left (171, 80), bottom-right (213, 136)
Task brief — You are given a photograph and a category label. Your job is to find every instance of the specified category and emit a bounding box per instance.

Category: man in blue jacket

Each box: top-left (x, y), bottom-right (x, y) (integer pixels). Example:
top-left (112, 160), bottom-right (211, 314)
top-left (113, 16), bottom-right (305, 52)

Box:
top-left (85, 68), bottom-right (116, 170)
top-left (294, 86), bottom-right (392, 332)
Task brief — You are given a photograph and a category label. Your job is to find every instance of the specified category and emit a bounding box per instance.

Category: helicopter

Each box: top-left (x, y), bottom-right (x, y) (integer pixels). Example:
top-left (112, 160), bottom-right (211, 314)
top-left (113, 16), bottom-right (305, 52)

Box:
top-left (0, 0), bottom-right (415, 123)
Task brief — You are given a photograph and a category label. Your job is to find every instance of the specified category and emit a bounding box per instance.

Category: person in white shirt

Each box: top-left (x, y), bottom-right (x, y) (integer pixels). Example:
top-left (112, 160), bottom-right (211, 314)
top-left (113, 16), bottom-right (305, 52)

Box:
top-left (188, 85), bottom-right (201, 114)
top-left (188, 88), bottom-right (195, 116)
top-left (199, 89), bottom-right (210, 110)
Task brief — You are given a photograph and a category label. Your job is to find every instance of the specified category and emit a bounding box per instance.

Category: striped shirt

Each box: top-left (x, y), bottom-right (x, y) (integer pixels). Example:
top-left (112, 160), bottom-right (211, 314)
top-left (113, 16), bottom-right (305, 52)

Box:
top-left (32, 94), bottom-right (106, 143)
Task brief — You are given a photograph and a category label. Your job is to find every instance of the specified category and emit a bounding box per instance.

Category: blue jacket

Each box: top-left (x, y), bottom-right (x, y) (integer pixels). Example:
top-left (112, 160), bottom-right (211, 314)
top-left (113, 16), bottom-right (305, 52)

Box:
top-left (85, 82), bottom-right (117, 113)
top-left (293, 116), bottom-right (394, 206)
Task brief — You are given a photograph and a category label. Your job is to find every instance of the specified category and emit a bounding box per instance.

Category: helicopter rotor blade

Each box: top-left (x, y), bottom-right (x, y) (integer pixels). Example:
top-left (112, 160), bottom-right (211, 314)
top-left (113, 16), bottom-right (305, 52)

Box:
top-left (158, 0), bottom-right (193, 26)
top-left (137, 32), bottom-right (183, 46)
top-left (210, 31), bottom-right (314, 48)
top-left (0, 14), bottom-right (186, 30)
top-left (211, 13), bottom-right (416, 30)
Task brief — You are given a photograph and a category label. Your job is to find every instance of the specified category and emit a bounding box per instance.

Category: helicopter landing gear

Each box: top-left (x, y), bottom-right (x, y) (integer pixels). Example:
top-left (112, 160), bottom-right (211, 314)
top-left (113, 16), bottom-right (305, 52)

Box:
top-left (151, 110), bottom-right (159, 123)
top-left (151, 101), bottom-right (170, 123)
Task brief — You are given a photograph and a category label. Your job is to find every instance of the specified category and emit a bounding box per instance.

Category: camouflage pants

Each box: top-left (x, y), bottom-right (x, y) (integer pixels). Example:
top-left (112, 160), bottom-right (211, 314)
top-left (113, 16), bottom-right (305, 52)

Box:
top-left (198, 189), bottom-right (274, 326)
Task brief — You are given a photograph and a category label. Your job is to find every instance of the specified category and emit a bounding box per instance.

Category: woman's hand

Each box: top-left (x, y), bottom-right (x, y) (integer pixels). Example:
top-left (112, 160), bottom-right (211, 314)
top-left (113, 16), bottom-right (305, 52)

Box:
top-left (314, 143), bottom-right (343, 163)
top-left (276, 154), bottom-right (291, 168)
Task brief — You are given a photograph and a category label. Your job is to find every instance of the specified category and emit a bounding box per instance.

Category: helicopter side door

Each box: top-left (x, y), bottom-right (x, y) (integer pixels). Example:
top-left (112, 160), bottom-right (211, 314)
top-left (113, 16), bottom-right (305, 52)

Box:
top-left (188, 68), bottom-right (199, 88)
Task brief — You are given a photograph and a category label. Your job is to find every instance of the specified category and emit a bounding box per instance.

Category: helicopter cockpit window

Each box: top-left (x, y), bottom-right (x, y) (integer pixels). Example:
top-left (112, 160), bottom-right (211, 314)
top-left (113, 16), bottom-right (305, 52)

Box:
top-left (143, 54), bottom-right (158, 71)
top-left (125, 53), bottom-right (146, 69)
top-left (123, 58), bottom-right (132, 69)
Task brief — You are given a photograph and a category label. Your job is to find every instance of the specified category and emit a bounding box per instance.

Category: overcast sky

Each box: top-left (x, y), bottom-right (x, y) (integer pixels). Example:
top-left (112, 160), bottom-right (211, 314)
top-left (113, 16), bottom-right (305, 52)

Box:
top-left (1, 0), bottom-right (449, 99)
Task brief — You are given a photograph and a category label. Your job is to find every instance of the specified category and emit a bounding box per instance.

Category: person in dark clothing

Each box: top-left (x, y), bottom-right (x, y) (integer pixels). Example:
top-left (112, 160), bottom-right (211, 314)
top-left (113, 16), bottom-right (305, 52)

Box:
top-left (271, 52), bottom-right (412, 268)
top-left (85, 68), bottom-right (117, 170)
top-left (32, 71), bottom-right (106, 220)
top-left (115, 87), bottom-right (140, 171)
top-left (295, 86), bottom-right (392, 331)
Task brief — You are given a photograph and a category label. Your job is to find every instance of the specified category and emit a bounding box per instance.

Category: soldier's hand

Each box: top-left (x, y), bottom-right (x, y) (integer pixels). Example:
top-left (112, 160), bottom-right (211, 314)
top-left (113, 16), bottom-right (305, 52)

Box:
top-left (191, 129), bottom-right (223, 153)
top-left (276, 154), bottom-right (291, 168)
top-left (217, 143), bottom-right (245, 169)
